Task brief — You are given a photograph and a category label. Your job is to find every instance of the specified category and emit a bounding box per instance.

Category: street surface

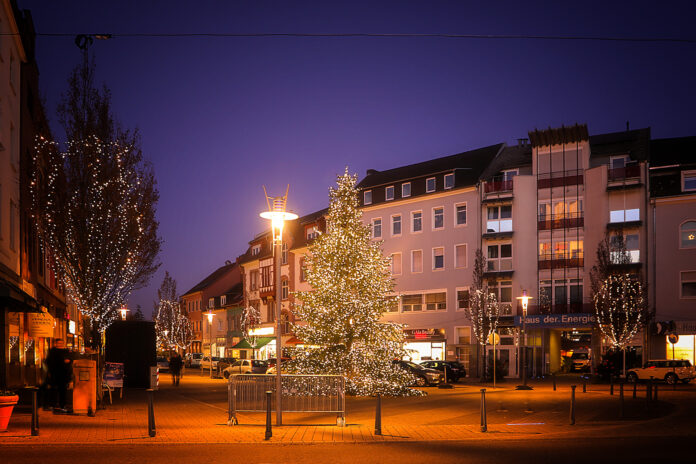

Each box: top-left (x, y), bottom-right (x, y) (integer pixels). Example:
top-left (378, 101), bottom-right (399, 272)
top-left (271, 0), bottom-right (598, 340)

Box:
top-left (2, 368), bottom-right (695, 463)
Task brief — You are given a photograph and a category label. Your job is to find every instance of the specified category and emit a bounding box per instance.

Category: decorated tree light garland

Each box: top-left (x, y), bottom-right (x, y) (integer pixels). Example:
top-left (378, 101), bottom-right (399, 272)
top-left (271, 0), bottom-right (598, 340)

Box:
top-left (241, 304), bottom-right (261, 350)
top-left (154, 272), bottom-right (192, 351)
top-left (288, 169), bottom-right (421, 397)
top-left (594, 273), bottom-right (648, 351)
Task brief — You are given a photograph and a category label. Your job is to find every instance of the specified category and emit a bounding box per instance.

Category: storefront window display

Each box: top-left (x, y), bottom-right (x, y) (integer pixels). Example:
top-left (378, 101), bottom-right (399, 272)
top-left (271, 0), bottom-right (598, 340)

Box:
top-left (666, 335), bottom-right (696, 365)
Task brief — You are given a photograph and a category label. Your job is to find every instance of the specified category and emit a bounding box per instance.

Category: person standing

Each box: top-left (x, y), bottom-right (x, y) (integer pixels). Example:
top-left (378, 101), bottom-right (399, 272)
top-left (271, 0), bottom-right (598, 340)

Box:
top-left (169, 352), bottom-right (183, 386)
top-left (46, 339), bottom-right (72, 413)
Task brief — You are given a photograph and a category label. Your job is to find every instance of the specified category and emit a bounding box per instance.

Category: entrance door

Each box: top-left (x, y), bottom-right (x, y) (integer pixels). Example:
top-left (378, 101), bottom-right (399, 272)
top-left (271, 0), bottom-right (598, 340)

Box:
top-left (487, 347), bottom-right (513, 377)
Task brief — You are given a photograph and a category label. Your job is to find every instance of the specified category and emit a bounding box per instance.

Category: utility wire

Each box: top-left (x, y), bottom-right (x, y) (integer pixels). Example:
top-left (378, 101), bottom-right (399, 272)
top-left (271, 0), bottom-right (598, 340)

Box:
top-left (1, 31), bottom-right (695, 44)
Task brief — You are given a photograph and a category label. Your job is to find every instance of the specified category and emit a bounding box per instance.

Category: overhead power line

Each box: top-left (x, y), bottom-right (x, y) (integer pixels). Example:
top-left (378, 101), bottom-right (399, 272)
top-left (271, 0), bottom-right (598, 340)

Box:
top-left (1, 31), bottom-right (695, 44)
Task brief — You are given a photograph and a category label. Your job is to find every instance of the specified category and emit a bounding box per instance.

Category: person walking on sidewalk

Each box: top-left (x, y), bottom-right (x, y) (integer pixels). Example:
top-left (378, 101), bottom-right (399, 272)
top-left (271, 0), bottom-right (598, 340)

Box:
top-left (169, 352), bottom-right (183, 386)
top-left (46, 339), bottom-right (73, 413)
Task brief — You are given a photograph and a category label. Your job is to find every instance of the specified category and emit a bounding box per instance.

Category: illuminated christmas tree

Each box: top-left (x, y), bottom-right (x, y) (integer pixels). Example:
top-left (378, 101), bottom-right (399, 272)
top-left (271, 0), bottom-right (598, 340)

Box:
top-left (290, 169), bottom-right (420, 396)
top-left (154, 272), bottom-right (192, 351)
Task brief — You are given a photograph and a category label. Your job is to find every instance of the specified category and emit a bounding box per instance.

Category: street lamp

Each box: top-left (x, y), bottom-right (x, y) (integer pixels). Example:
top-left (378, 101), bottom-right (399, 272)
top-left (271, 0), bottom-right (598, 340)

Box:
top-left (260, 185), bottom-right (298, 426)
top-left (119, 305), bottom-right (129, 321)
top-left (516, 290), bottom-right (533, 390)
top-left (206, 310), bottom-right (215, 378)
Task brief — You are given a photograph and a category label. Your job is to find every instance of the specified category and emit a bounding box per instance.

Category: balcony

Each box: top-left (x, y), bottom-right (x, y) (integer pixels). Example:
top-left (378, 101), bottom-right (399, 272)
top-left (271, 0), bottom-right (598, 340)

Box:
top-left (538, 212), bottom-right (584, 230)
top-left (607, 163), bottom-right (641, 191)
top-left (483, 257), bottom-right (513, 277)
top-left (538, 251), bottom-right (584, 270)
top-left (537, 169), bottom-right (583, 189)
top-left (259, 264), bottom-right (275, 299)
top-left (484, 176), bottom-right (514, 197)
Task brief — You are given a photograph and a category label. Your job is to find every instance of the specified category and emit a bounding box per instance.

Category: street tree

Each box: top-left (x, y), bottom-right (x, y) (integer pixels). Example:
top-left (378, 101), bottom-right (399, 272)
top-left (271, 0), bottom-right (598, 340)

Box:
top-left (31, 54), bottom-right (161, 340)
top-left (154, 272), bottom-right (191, 352)
top-left (290, 169), bottom-right (419, 396)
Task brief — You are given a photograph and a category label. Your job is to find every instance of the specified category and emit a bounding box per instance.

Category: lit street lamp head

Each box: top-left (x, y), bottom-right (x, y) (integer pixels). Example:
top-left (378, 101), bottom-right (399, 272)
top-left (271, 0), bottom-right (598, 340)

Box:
top-left (516, 289), bottom-right (533, 314)
top-left (205, 310), bottom-right (215, 324)
top-left (260, 185), bottom-right (298, 243)
top-left (119, 305), bottom-right (129, 320)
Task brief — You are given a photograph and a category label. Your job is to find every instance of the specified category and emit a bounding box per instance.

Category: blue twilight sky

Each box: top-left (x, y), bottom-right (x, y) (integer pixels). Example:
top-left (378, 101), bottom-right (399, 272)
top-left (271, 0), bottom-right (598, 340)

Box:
top-left (21, 1), bottom-right (696, 317)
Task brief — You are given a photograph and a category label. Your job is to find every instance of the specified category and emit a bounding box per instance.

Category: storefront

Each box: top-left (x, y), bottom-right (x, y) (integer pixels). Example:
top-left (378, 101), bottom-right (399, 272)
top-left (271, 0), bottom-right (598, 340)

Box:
top-left (666, 321), bottom-right (696, 364)
top-left (403, 328), bottom-right (446, 361)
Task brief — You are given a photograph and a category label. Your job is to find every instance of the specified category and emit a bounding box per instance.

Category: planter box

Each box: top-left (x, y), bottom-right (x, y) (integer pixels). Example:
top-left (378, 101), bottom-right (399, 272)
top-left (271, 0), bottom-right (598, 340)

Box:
top-left (0, 395), bottom-right (19, 432)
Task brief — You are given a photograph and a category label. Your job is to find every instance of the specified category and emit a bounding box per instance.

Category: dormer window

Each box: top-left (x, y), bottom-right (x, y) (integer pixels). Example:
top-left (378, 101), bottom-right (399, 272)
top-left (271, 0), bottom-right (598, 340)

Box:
top-left (444, 173), bottom-right (454, 189)
top-left (251, 244), bottom-right (261, 256)
top-left (364, 190), bottom-right (372, 205)
top-left (426, 177), bottom-right (436, 193)
top-left (385, 185), bottom-right (395, 201)
top-left (208, 298), bottom-right (215, 308)
top-left (220, 295), bottom-right (227, 306)
top-left (402, 182), bottom-right (411, 198)
top-left (306, 225), bottom-right (319, 240)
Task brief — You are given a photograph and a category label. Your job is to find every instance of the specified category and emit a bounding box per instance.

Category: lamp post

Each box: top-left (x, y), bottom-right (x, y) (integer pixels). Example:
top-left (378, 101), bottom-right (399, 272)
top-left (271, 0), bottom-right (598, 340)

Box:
top-left (206, 310), bottom-right (215, 378)
top-left (516, 290), bottom-right (533, 390)
top-left (119, 305), bottom-right (129, 321)
top-left (260, 185), bottom-right (298, 426)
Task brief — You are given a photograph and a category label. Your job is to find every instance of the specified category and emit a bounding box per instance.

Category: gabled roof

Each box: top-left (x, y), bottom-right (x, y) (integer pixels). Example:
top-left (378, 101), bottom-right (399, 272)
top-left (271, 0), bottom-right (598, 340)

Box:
top-left (356, 143), bottom-right (505, 189)
top-left (181, 261), bottom-right (237, 297)
top-left (589, 128), bottom-right (651, 161)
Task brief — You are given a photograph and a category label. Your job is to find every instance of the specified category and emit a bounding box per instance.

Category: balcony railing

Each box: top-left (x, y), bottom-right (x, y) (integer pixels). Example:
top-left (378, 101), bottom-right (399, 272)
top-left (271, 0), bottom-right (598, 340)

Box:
top-left (538, 212), bottom-right (584, 230)
top-left (538, 251), bottom-right (584, 269)
top-left (484, 177), bottom-right (513, 194)
top-left (486, 257), bottom-right (513, 272)
top-left (537, 169), bottom-right (583, 189)
top-left (608, 164), bottom-right (640, 182)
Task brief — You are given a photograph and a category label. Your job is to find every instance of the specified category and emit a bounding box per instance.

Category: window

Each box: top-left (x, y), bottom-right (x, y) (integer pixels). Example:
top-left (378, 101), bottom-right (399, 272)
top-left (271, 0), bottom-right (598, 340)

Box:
top-left (391, 215), bottom-right (402, 236)
top-left (433, 207), bottom-right (444, 230)
top-left (299, 257), bottom-right (307, 282)
top-left (251, 244), bottom-right (261, 256)
top-left (250, 270), bottom-right (259, 290)
top-left (455, 244), bottom-right (467, 268)
top-left (444, 173), bottom-right (454, 189)
top-left (456, 326), bottom-right (471, 344)
top-left (487, 280), bottom-right (512, 314)
top-left (402, 182), bottom-right (411, 198)
top-left (487, 244), bottom-right (512, 271)
top-left (610, 155), bottom-right (629, 170)
top-left (411, 211), bottom-right (422, 233)
top-left (502, 169), bottom-right (518, 181)
top-left (364, 190), bottom-right (372, 205)
top-left (681, 221), bottom-right (696, 248)
top-left (385, 186), bottom-right (395, 201)
top-left (281, 280), bottom-right (289, 300)
top-left (611, 234), bottom-right (639, 263)
top-left (433, 247), bottom-right (444, 270)
top-left (411, 250), bottom-right (423, 273)
top-left (372, 218), bottom-right (382, 238)
top-left (610, 209), bottom-right (640, 223)
top-left (681, 271), bottom-right (696, 298)
top-left (306, 225), bottom-right (319, 240)
top-left (391, 253), bottom-right (402, 275)
top-left (385, 297), bottom-right (399, 312)
top-left (487, 205), bottom-right (512, 232)
top-left (221, 296), bottom-right (227, 306)
top-left (455, 203), bottom-right (467, 226)
top-left (209, 298), bottom-right (215, 308)
top-left (683, 171), bottom-right (696, 192)
top-left (425, 292), bottom-right (446, 311)
top-left (281, 242), bottom-right (288, 264)
top-left (402, 294), bottom-right (423, 312)
top-left (457, 288), bottom-right (470, 310)
top-left (426, 177), bottom-right (436, 193)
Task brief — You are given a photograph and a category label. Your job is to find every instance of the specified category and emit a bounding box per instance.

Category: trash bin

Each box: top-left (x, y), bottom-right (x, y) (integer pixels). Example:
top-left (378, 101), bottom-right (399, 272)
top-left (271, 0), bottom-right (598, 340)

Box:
top-left (72, 359), bottom-right (97, 415)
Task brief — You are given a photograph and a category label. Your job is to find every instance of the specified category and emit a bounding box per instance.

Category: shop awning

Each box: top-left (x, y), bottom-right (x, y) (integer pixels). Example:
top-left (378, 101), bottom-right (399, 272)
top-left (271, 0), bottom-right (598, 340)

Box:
top-left (231, 337), bottom-right (274, 349)
top-left (285, 336), bottom-right (305, 345)
top-left (0, 281), bottom-right (40, 313)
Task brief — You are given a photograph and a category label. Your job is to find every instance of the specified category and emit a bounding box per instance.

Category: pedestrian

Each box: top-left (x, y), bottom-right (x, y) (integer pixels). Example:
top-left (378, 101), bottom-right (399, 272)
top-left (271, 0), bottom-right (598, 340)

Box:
top-left (169, 352), bottom-right (183, 386)
top-left (46, 339), bottom-right (72, 413)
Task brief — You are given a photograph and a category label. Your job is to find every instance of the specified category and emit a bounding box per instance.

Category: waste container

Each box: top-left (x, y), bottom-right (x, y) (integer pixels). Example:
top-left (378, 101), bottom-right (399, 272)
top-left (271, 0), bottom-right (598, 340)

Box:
top-left (72, 359), bottom-right (97, 415)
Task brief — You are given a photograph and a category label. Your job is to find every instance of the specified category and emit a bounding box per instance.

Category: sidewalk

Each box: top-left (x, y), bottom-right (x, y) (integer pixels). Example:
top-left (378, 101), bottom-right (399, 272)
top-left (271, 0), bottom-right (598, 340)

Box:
top-left (1, 375), bottom-right (691, 445)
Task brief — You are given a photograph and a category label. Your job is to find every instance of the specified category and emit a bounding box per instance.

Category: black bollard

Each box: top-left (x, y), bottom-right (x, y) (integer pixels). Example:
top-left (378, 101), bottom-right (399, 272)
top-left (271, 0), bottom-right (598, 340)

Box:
top-left (653, 383), bottom-right (658, 402)
top-left (265, 391), bottom-right (273, 440)
top-left (147, 389), bottom-right (156, 437)
top-left (31, 388), bottom-right (39, 436)
top-left (610, 376), bottom-right (614, 395)
top-left (646, 377), bottom-right (653, 408)
top-left (552, 374), bottom-right (556, 391)
top-left (375, 394), bottom-right (382, 436)
top-left (570, 385), bottom-right (576, 425)
top-left (619, 382), bottom-right (624, 419)
top-left (582, 381), bottom-right (586, 393)
top-left (633, 381), bottom-right (637, 399)
top-left (480, 389), bottom-right (487, 432)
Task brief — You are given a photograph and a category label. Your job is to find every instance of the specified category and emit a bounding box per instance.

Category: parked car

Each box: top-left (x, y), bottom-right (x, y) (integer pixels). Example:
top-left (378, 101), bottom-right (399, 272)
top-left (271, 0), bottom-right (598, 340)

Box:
top-left (394, 360), bottom-right (443, 387)
top-left (156, 357), bottom-right (169, 372)
top-left (419, 360), bottom-right (465, 382)
top-left (627, 360), bottom-right (696, 384)
top-left (569, 352), bottom-right (591, 372)
top-left (217, 357), bottom-right (237, 372)
top-left (265, 358), bottom-right (292, 375)
top-left (186, 353), bottom-right (203, 368)
top-left (200, 356), bottom-right (220, 370)
top-left (223, 359), bottom-right (268, 378)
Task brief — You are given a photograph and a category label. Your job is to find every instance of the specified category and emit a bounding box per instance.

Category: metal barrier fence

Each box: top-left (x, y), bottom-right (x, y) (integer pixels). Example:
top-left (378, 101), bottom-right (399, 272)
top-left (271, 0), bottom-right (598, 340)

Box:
top-left (228, 374), bottom-right (346, 426)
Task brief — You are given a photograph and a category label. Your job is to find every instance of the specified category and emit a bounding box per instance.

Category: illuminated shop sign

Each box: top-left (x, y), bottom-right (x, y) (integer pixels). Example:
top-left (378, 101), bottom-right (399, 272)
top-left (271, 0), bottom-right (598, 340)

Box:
top-left (404, 328), bottom-right (446, 340)
top-left (514, 313), bottom-right (596, 327)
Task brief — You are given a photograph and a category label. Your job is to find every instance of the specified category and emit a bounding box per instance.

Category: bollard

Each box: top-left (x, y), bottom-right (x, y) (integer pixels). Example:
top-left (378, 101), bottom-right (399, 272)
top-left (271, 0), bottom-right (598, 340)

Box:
top-left (374, 394), bottom-right (382, 436)
top-left (31, 388), bottom-right (39, 436)
top-left (569, 385), bottom-right (576, 425)
top-left (646, 378), bottom-right (653, 408)
top-left (619, 382), bottom-right (624, 419)
top-left (265, 391), bottom-right (273, 440)
top-left (653, 383), bottom-right (658, 402)
top-left (480, 389), bottom-right (487, 432)
top-left (673, 379), bottom-right (677, 391)
top-left (633, 381), bottom-right (637, 399)
top-left (552, 374), bottom-right (556, 391)
top-left (610, 376), bottom-right (614, 395)
top-left (227, 380), bottom-right (237, 426)
top-left (147, 389), bottom-right (156, 437)
top-left (582, 381), bottom-right (586, 393)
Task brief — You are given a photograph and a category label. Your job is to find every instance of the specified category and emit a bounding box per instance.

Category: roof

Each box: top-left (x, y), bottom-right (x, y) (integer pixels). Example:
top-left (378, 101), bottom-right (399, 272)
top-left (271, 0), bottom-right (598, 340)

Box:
top-left (589, 128), bottom-right (651, 161)
top-left (528, 124), bottom-right (589, 147)
top-left (480, 143), bottom-right (532, 180)
top-left (356, 143), bottom-right (505, 190)
top-left (650, 136), bottom-right (696, 167)
top-left (230, 337), bottom-right (274, 349)
top-left (181, 261), bottom-right (237, 297)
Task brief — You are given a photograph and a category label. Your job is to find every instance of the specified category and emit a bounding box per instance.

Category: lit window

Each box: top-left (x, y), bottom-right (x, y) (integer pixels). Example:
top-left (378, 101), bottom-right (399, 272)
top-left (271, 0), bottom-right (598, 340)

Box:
top-left (251, 244), bottom-right (261, 256)
top-left (433, 207), bottom-right (444, 230)
top-left (391, 253), bottom-right (402, 275)
top-left (372, 218), bottom-right (382, 238)
top-left (209, 298), bottom-right (215, 308)
top-left (411, 250), bottom-right (423, 273)
top-left (402, 183), bottom-right (411, 198)
top-left (385, 186), bottom-right (395, 201)
top-left (455, 244), bottom-right (467, 268)
top-left (433, 247), bottom-right (444, 270)
top-left (683, 171), bottom-right (696, 192)
top-left (364, 190), bottom-right (372, 205)
top-left (444, 173), bottom-right (454, 189)
top-left (306, 225), bottom-right (319, 240)
top-left (681, 271), bottom-right (696, 298)
top-left (426, 177), bottom-right (436, 193)
top-left (392, 215), bottom-right (401, 236)
top-left (610, 209), bottom-right (640, 223)
top-left (681, 221), bottom-right (696, 248)
top-left (221, 296), bottom-right (227, 306)
top-left (455, 203), bottom-right (467, 226)
top-left (411, 211), bottom-right (422, 233)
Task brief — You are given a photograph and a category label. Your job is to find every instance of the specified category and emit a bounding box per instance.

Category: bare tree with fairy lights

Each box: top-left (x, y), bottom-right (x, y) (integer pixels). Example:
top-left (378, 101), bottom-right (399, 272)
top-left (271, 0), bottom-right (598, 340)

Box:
top-left (31, 55), bottom-right (161, 343)
top-left (154, 272), bottom-right (191, 352)
top-left (289, 169), bottom-right (419, 396)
